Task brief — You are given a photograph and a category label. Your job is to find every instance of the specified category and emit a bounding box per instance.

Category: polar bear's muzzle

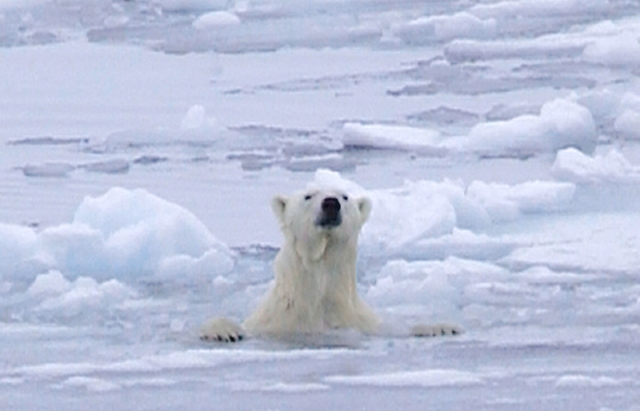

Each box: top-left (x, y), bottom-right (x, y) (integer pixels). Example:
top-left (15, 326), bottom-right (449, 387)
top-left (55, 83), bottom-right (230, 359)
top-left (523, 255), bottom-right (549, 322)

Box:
top-left (316, 196), bottom-right (342, 228)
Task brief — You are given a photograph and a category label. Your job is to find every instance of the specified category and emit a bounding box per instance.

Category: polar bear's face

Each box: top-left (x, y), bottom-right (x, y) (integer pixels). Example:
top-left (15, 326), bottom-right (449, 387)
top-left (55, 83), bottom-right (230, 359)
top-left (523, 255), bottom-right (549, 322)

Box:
top-left (272, 189), bottom-right (372, 243)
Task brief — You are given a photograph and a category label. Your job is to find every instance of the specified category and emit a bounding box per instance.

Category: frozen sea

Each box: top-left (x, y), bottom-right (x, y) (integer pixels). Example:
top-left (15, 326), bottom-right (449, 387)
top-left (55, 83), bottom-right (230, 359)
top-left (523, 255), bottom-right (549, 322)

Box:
top-left (2, 0), bottom-right (640, 409)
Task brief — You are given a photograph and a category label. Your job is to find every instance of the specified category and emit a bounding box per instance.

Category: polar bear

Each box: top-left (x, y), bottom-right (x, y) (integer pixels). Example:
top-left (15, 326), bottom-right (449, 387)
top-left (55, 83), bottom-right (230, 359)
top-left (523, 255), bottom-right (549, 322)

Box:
top-left (200, 187), bottom-right (460, 342)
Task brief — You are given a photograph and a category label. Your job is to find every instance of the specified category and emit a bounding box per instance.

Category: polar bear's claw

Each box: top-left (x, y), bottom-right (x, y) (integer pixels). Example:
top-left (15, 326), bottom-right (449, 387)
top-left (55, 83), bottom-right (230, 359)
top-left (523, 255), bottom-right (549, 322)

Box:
top-left (199, 317), bottom-right (245, 343)
top-left (411, 323), bottom-right (463, 338)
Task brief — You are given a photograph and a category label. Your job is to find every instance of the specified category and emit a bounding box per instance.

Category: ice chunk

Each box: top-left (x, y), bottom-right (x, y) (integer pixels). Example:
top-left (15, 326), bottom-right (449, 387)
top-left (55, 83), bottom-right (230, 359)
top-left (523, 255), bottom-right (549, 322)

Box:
top-left (193, 11), bottom-right (240, 30)
top-left (342, 123), bottom-right (445, 155)
top-left (258, 382), bottom-right (329, 393)
top-left (408, 106), bottom-right (480, 126)
top-left (22, 163), bottom-right (75, 178)
top-left (3, 188), bottom-right (234, 282)
top-left (412, 229), bottom-right (516, 261)
top-left (467, 180), bottom-right (576, 222)
top-left (284, 154), bottom-right (356, 173)
top-left (345, 99), bottom-right (595, 158)
top-left (619, 92), bottom-right (640, 113)
top-left (58, 376), bottom-right (121, 393)
top-left (501, 213), bottom-right (640, 274)
top-left (310, 170), bottom-right (573, 254)
top-left (104, 106), bottom-right (221, 150)
top-left (583, 32), bottom-right (640, 66)
top-left (424, 13), bottom-right (497, 42)
top-left (157, 248), bottom-right (234, 280)
top-left (309, 171), bottom-right (466, 251)
top-left (180, 104), bottom-right (218, 131)
top-left (155, 0), bottom-right (228, 12)
top-left (0, 223), bottom-right (38, 279)
top-left (36, 187), bottom-right (234, 281)
top-left (444, 37), bottom-right (585, 63)
top-left (170, 319), bottom-right (187, 333)
top-left (470, 0), bottom-right (609, 19)
top-left (366, 257), bottom-right (512, 328)
top-left (133, 155), bottom-right (169, 166)
top-left (364, 188), bottom-right (456, 251)
top-left (366, 259), bottom-right (461, 319)
top-left (551, 148), bottom-right (640, 183)
top-left (9, 137), bottom-right (88, 146)
top-left (37, 276), bottom-right (137, 315)
top-left (103, 15), bottom-right (130, 29)
top-left (575, 89), bottom-right (620, 122)
top-left (309, 168), bottom-right (367, 196)
top-left (393, 12), bottom-right (496, 43)
top-left (82, 159), bottom-right (130, 174)
top-left (445, 99), bottom-right (597, 157)
top-left (0, 0), bottom-right (48, 10)
top-left (27, 270), bottom-right (71, 297)
top-left (14, 349), bottom-right (365, 381)
top-left (555, 375), bottom-right (621, 388)
top-left (326, 369), bottom-right (484, 387)
top-left (24, 274), bottom-right (140, 323)
top-left (75, 188), bottom-right (207, 250)
top-left (614, 110), bottom-right (640, 140)
top-left (365, 179), bottom-right (490, 251)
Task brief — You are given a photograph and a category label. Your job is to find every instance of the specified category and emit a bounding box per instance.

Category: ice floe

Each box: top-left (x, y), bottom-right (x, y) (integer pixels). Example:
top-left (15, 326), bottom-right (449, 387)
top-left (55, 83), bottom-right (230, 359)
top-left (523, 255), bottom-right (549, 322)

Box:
top-left (1, 188), bottom-right (233, 282)
top-left (552, 148), bottom-right (640, 184)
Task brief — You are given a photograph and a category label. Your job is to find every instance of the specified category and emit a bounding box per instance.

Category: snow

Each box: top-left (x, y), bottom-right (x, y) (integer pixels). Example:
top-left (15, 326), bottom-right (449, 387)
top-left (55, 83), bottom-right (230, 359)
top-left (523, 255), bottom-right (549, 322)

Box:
top-left (2, 0), bottom-right (640, 409)
top-left (391, 12), bottom-right (497, 44)
top-left (340, 99), bottom-right (597, 157)
top-left (0, 0), bottom-right (47, 10)
top-left (310, 170), bottom-right (574, 251)
top-left (193, 11), bottom-right (241, 30)
top-left (26, 270), bottom-right (72, 297)
top-left (0, 223), bottom-right (37, 278)
top-left (365, 259), bottom-right (464, 323)
top-left (552, 148), bottom-right (640, 183)
top-left (35, 277), bottom-right (136, 316)
top-left (555, 375), bottom-right (622, 388)
top-left (447, 98), bottom-right (597, 157)
top-left (0, 187), bottom-right (233, 282)
top-left (22, 163), bottom-right (76, 178)
top-left (582, 32), bottom-right (640, 66)
top-left (466, 180), bottom-right (576, 222)
top-left (179, 104), bottom-right (219, 131)
top-left (363, 179), bottom-right (482, 251)
top-left (470, 0), bottom-right (609, 19)
top-left (156, 0), bottom-right (228, 12)
top-left (614, 109), bottom-right (640, 140)
top-left (342, 123), bottom-right (444, 154)
top-left (325, 369), bottom-right (485, 388)
top-left (57, 376), bottom-right (122, 393)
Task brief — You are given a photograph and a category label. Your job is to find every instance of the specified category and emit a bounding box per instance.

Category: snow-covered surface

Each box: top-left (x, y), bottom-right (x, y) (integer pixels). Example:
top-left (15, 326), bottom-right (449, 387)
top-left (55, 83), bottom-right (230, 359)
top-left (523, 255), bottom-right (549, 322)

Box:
top-left (2, 0), bottom-right (640, 409)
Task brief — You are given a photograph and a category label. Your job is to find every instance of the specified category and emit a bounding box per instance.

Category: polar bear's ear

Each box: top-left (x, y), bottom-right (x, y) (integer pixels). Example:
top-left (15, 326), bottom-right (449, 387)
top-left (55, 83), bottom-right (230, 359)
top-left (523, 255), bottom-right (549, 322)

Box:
top-left (357, 197), bottom-right (372, 223)
top-left (271, 195), bottom-right (288, 225)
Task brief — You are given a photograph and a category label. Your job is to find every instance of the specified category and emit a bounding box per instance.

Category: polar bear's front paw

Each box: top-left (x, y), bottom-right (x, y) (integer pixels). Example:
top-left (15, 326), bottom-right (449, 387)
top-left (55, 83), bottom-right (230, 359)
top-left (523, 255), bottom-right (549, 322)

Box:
top-left (411, 323), bottom-right (463, 338)
top-left (200, 317), bottom-right (245, 343)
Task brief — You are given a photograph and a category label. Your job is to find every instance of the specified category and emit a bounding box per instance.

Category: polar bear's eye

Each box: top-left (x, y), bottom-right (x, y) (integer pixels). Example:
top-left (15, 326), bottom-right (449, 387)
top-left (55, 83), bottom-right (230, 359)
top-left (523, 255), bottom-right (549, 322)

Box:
top-left (342, 195), bottom-right (349, 201)
top-left (304, 194), bottom-right (313, 201)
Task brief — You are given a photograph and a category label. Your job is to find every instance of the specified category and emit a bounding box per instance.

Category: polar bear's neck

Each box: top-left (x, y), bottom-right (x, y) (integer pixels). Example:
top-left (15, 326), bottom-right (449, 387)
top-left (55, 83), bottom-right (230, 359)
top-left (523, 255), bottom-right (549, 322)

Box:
top-left (286, 233), bottom-right (359, 303)
top-left (294, 232), bottom-right (356, 269)
top-left (243, 231), bottom-right (377, 336)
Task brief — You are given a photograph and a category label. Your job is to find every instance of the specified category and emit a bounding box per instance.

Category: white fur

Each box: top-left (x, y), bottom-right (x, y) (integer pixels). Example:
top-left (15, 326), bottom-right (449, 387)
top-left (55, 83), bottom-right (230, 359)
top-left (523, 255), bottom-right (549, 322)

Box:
top-left (200, 187), bottom-right (461, 342)
top-left (243, 189), bottom-right (378, 336)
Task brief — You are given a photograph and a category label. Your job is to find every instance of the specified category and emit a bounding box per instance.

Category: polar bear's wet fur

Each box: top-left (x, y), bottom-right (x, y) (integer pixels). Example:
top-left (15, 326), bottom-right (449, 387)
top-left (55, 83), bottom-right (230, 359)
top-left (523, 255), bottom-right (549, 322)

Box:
top-left (200, 187), bottom-right (460, 342)
top-left (244, 189), bottom-right (379, 336)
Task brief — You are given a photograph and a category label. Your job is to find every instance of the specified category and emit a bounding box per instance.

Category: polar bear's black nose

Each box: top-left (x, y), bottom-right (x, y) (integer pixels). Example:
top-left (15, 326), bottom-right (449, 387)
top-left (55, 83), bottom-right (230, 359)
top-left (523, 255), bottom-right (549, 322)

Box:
top-left (322, 197), bottom-right (341, 213)
top-left (317, 197), bottom-right (342, 227)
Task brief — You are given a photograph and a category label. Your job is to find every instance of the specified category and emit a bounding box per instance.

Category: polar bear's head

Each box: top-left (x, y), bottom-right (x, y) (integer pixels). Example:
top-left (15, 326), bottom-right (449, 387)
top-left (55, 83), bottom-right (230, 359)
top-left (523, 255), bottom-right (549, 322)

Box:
top-left (272, 188), bottom-right (372, 245)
